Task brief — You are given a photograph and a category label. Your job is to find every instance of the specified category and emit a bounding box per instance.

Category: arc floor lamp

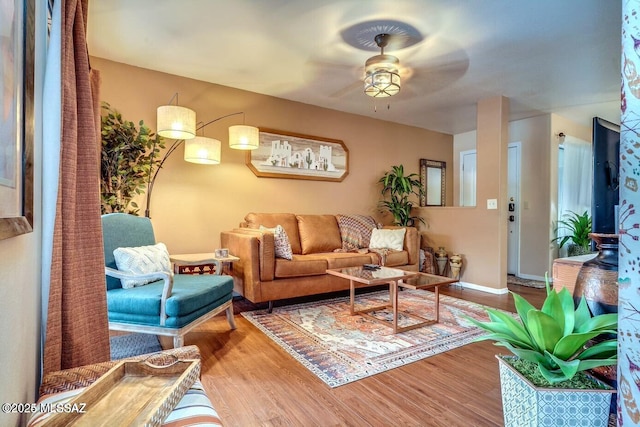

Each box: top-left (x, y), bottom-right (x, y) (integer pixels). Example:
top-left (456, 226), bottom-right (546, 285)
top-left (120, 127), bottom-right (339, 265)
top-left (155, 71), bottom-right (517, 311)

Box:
top-left (145, 95), bottom-right (259, 218)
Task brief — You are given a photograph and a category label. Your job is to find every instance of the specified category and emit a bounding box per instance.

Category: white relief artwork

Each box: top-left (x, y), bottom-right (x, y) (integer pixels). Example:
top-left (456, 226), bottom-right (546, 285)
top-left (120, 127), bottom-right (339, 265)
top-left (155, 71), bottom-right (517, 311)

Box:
top-left (248, 130), bottom-right (348, 181)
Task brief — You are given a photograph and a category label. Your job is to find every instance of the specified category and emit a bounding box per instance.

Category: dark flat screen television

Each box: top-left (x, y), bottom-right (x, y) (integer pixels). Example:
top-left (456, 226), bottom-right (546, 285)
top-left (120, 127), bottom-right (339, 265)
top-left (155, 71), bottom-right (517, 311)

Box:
top-left (591, 117), bottom-right (620, 234)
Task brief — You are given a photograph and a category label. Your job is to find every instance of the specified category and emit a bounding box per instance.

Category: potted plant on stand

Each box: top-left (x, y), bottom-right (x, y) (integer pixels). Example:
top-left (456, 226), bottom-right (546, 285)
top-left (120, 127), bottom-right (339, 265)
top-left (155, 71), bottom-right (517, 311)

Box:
top-left (467, 275), bottom-right (617, 427)
top-left (552, 210), bottom-right (593, 256)
top-left (378, 165), bottom-right (425, 227)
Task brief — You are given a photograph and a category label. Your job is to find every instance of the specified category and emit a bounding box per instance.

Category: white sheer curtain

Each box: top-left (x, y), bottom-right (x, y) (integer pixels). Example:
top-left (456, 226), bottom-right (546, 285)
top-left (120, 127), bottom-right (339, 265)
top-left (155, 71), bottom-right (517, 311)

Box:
top-left (41, 0), bottom-right (61, 374)
top-left (557, 135), bottom-right (593, 255)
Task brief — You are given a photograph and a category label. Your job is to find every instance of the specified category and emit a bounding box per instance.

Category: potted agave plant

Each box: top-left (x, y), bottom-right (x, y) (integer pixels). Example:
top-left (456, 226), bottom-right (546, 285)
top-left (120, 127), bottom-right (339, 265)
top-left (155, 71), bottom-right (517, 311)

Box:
top-left (467, 275), bottom-right (617, 427)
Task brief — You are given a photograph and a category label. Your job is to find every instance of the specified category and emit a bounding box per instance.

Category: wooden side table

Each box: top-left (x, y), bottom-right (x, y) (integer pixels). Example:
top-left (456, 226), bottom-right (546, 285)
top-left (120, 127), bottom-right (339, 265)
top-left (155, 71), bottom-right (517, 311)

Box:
top-left (170, 253), bottom-right (240, 276)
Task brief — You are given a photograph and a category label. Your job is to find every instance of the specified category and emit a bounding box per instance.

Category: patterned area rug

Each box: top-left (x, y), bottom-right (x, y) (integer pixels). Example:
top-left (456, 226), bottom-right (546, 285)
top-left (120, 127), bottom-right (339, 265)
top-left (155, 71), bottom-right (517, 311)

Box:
top-left (242, 289), bottom-right (502, 387)
top-left (110, 333), bottom-right (162, 360)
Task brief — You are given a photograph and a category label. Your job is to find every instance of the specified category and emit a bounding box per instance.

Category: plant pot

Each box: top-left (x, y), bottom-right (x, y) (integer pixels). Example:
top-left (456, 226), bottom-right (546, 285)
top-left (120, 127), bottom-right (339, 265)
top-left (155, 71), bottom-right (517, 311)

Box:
top-left (497, 355), bottom-right (614, 427)
top-left (567, 243), bottom-right (593, 257)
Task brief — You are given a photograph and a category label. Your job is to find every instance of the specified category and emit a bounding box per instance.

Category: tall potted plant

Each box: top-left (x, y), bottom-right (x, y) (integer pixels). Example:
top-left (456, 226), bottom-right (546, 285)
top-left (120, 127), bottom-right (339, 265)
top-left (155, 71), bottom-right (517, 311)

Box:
top-left (467, 275), bottom-right (617, 426)
top-left (100, 102), bottom-right (164, 215)
top-left (378, 165), bottom-right (425, 226)
top-left (552, 210), bottom-right (593, 256)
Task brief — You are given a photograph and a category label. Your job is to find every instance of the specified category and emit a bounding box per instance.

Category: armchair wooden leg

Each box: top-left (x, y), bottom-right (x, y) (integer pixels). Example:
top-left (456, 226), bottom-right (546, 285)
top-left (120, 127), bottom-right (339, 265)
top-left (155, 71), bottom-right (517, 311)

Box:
top-left (173, 335), bottom-right (184, 348)
top-left (226, 305), bottom-right (236, 330)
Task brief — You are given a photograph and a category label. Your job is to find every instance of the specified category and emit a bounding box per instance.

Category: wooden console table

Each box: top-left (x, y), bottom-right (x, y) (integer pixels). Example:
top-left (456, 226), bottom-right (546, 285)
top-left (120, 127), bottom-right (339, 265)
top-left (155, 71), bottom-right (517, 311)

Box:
top-left (552, 254), bottom-right (596, 294)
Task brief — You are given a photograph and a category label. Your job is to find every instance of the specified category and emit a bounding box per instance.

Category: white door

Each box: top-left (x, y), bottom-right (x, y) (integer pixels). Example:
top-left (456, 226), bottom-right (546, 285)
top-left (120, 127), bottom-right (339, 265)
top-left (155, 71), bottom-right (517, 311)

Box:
top-left (460, 149), bottom-right (477, 206)
top-left (507, 143), bottom-right (521, 275)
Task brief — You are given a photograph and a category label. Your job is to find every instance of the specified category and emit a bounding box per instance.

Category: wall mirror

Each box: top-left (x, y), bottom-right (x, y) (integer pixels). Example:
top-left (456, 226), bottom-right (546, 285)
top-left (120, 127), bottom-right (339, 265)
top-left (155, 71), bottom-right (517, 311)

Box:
top-left (419, 159), bottom-right (446, 207)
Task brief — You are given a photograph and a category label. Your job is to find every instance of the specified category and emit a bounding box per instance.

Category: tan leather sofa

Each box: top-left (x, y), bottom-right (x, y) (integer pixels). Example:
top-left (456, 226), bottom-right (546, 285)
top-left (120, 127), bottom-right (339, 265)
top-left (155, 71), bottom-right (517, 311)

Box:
top-left (220, 213), bottom-right (420, 310)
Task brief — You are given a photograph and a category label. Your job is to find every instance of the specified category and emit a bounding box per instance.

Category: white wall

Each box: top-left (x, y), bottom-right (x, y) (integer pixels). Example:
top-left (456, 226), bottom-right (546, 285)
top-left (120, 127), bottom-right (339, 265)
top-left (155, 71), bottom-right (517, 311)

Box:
top-left (0, 2), bottom-right (45, 425)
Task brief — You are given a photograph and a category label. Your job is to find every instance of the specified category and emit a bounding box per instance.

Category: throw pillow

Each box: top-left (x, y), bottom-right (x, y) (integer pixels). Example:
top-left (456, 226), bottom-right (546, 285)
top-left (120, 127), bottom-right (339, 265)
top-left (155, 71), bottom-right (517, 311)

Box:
top-left (260, 225), bottom-right (294, 260)
top-left (113, 242), bottom-right (172, 289)
top-left (336, 214), bottom-right (378, 250)
top-left (369, 228), bottom-right (406, 251)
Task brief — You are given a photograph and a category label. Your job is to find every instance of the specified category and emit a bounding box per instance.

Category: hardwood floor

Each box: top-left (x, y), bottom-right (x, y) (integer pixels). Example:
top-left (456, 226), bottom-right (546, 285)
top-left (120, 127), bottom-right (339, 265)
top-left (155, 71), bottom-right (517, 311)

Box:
top-left (181, 284), bottom-right (546, 427)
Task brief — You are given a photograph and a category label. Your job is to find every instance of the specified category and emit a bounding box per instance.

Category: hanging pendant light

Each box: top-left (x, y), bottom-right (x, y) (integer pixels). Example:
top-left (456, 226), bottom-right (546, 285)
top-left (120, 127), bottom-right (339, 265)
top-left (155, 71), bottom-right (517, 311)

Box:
top-left (184, 136), bottom-right (221, 164)
top-left (229, 124), bottom-right (259, 150)
top-left (157, 93), bottom-right (196, 139)
top-left (364, 34), bottom-right (401, 98)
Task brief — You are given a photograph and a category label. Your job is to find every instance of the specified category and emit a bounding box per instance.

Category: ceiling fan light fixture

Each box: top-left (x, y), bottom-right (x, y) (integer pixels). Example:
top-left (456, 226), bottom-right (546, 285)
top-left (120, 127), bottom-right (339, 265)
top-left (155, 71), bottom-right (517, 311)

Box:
top-left (363, 34), bottom-right (401, 98)
top-left (364, 54), bottom-right (401, 97)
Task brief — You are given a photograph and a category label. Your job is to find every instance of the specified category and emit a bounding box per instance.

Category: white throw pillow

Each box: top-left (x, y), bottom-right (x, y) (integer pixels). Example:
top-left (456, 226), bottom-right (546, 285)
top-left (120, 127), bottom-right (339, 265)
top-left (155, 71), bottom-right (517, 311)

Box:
top-left (260, 225), bottom-right (294, 260)
top-left (113, 242), bottom-right (172, 289)
top-left (369, 228), bottom-right (406, 251)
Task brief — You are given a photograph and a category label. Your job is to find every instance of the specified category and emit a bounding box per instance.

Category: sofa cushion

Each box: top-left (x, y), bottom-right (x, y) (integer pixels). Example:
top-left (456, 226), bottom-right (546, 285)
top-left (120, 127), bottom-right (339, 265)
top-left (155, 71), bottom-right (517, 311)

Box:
top-left (274, 255), bottom-right (328, 278)
top-left (296, 214), bottom-right (342, 254)
top-left (369, 228), bottom-right (406, 251)
top-left (381, 250), bottom-right (409, 267)
top-left (245, 212), bottom-right (302, 254)
top-left (107, 274), bottom-right (233, 327)
top-left (336, 214), bottom-right (378, 250)
top-left (320, 252), bottom-right (378, 269)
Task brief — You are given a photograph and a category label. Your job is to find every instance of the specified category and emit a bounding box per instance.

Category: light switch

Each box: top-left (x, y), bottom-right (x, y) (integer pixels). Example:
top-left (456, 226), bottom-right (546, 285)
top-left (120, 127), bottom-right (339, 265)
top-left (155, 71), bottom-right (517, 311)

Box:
top-left (487, 199), bottom-right (498, 210)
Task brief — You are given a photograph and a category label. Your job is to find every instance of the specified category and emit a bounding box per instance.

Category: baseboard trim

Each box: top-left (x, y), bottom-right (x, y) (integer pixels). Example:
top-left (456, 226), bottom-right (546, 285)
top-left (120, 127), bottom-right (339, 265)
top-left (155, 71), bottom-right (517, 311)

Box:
top-left (456, 281), bottom-right (509, 295)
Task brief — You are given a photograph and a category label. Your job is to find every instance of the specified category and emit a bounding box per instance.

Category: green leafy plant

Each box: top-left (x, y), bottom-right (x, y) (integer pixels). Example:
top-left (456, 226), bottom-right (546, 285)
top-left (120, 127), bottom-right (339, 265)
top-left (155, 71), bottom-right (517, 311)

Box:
top-left (467, 274), bottom-right (617, 385)
top-left (552, 210), bottom-right (592, 254)
top-left (378, 165), bottom-right (425, 227)
top-left (100, 102), bottom-right (164, 215)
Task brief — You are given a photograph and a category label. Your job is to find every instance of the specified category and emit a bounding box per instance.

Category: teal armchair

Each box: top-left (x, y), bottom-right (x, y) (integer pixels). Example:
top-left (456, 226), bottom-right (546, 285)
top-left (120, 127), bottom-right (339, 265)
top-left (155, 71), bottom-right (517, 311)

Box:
top-left (102, 213), bottom-right (236, 347)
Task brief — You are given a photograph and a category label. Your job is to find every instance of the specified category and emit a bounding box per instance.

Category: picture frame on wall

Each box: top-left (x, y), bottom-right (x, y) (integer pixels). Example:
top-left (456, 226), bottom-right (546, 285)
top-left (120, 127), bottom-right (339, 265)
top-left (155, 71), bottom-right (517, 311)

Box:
top-left (0, 0), bottom-right (34, 240)
top-left (246, 128), bottom-right (349, 182)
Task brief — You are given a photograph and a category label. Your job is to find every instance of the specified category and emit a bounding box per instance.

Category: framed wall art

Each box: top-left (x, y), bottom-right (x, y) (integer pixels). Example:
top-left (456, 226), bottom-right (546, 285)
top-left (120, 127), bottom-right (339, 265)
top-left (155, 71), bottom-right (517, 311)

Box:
top-left (246, 129), bottom-right (349, 182)
top-left (419, 159), bottom-right (446, 207)
top-left (0, 0), bottom-right (34, 240)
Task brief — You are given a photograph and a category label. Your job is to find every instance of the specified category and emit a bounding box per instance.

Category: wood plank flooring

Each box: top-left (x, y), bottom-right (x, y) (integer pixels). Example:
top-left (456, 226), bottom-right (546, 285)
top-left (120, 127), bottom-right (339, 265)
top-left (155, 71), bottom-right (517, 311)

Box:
top-left (180, 284), bottom-right (546, 427)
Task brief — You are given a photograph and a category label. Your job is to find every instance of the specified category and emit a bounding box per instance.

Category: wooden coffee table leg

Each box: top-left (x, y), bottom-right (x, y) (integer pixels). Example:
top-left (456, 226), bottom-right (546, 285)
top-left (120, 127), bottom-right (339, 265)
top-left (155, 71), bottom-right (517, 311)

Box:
top-left (392, 280), bottom-right (399, 333)
top-left (350, 279), bottom-right (355, 315)
top-left (434, 284), bottom-right (440, 322)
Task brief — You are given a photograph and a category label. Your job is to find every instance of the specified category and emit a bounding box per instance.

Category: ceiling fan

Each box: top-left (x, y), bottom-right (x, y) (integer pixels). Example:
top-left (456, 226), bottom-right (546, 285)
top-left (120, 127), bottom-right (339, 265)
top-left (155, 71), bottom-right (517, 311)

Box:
top-left (303, 20), bottom-right (469, 101)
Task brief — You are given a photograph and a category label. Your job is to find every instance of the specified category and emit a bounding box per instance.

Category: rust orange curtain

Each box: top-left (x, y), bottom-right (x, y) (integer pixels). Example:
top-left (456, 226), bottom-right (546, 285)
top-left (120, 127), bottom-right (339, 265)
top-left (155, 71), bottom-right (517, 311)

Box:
top-left (43, 0), bottom-right (109, 375)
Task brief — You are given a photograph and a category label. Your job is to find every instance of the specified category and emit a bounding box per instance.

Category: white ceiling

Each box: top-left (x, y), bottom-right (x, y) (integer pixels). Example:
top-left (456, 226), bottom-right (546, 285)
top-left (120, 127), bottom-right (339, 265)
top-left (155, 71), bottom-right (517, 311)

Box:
top-left (87, 0), bottom-right (622, 135)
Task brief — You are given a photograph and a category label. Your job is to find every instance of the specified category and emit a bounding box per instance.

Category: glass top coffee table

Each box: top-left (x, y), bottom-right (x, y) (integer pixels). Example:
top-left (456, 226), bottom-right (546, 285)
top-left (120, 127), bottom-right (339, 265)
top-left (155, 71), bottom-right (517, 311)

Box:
top-left (399, 272), bottom-right (459, 328)
top-left (326, 266), bottom-right (417, 333)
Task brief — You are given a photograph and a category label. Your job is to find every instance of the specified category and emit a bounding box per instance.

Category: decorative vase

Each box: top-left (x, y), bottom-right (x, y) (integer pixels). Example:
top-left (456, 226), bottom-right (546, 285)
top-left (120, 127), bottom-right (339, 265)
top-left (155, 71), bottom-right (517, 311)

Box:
top-left (573, 233), bottom-right (619, 415)
top-left (435, 247), bottom-right (448, 276)
top-left (497, 355), bottom-right (614, 427)
top-left (573, 233), bottom-right (618, 316)
top-left (449, 254), bottom-right (462, 280)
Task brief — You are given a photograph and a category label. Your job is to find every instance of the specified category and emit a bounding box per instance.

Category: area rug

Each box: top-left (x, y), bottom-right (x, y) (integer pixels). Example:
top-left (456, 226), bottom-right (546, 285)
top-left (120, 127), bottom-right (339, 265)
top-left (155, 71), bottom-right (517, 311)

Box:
top-left (242, 290), bottom-right (505, 387)
top-left (110, 333), bottom-right (162, 360)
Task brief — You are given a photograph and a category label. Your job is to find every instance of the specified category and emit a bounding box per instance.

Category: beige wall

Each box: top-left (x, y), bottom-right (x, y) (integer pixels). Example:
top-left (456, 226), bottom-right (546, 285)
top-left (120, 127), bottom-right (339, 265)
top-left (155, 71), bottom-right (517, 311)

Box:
top-left (418, 97), bottom-right (510, 291)
top-left (0, 235), bottom-right (41, 426)
top-left (93, 57), bottom-right (454, 252)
